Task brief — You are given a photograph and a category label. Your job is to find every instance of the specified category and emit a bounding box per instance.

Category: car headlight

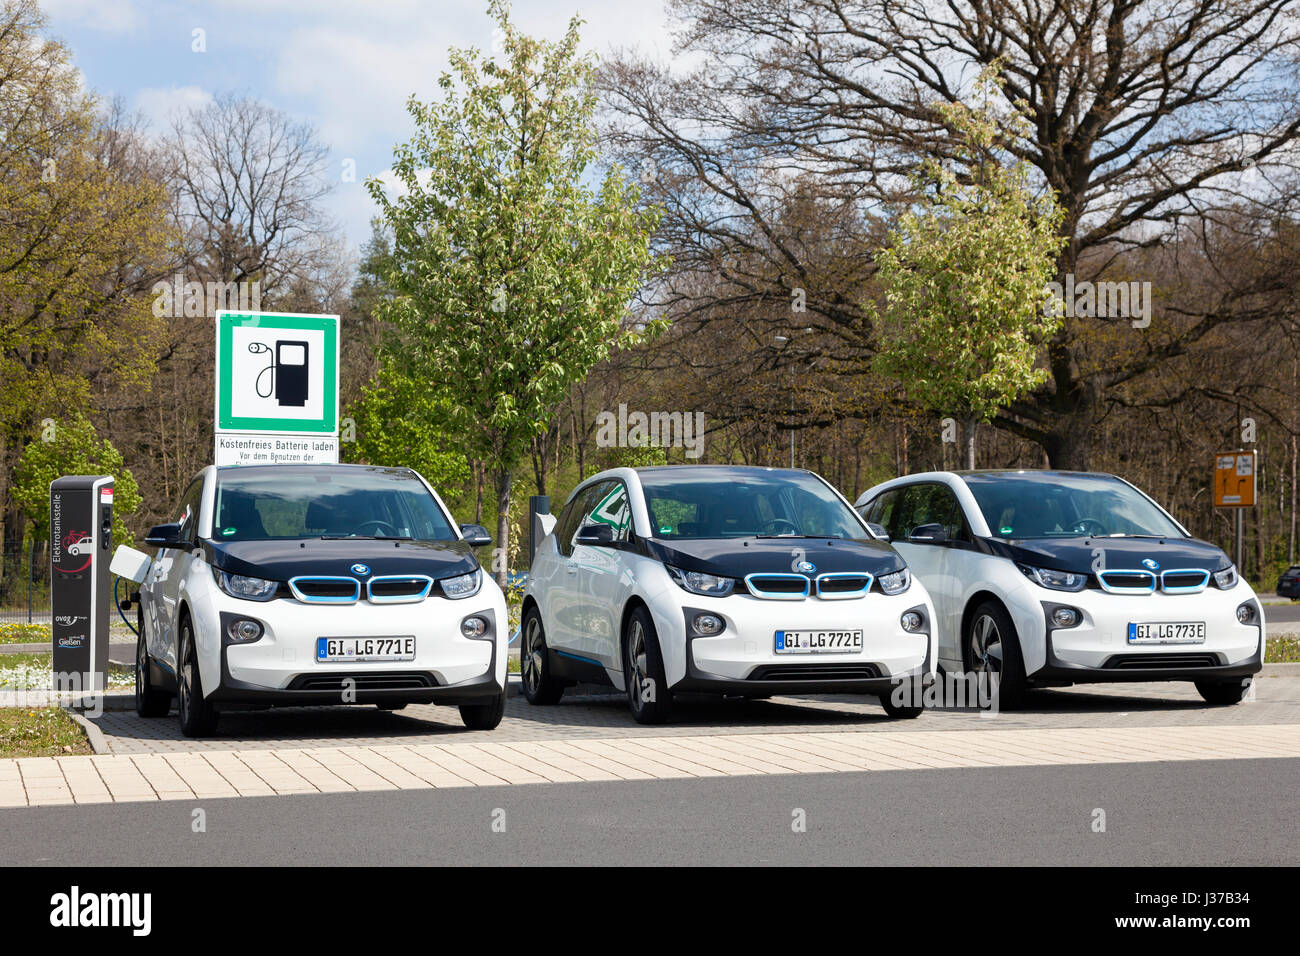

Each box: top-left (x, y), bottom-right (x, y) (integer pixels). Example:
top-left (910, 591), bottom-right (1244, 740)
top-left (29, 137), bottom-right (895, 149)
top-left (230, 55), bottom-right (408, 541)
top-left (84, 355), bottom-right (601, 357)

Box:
top-left (460, 615), bottom-right (489, 639)
top-left (1214, 565), bottom-right (1238, 590)
top-left (878, 568), bottom-right (911, 595)
top-left (440, 569), bottom-right (482, 599)
top-left (217, 571), bottom-right (279, 602)
top-left (668, 566), bottom-right (735, 597)
top-left (1019, 564), bottom-right (1087, 592)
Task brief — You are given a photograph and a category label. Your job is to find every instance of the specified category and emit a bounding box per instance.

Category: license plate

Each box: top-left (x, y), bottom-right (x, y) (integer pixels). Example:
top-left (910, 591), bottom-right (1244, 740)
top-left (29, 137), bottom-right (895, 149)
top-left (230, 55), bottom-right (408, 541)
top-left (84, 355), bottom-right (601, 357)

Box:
top-left (316, 636), bottom-right (416, 662)
top-left (1127, 622), bottom-right (1206, 644)
top-left (775, 629), bottom-right (863, 654)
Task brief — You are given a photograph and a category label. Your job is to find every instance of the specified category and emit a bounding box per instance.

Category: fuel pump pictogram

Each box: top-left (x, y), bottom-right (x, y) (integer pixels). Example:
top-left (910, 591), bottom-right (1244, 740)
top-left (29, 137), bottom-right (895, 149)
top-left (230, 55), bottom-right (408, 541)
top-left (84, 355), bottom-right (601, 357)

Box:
top-left (248, 339), bottom-right (310, 407)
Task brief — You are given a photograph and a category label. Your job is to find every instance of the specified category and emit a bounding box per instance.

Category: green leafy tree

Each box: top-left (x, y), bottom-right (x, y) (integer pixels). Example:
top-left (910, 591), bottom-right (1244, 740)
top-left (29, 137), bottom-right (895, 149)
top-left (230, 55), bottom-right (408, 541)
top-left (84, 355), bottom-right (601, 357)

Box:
top-left (344, 366), bottom-right (472, 491)
top-left (0, 1), bottom-right (170, 551)
top-left (12, 415), bottom-right (142, 547)
top-left (873, 82), bottom-right (1067, 468)
top-left (368, 0), bottom-right (663, 583)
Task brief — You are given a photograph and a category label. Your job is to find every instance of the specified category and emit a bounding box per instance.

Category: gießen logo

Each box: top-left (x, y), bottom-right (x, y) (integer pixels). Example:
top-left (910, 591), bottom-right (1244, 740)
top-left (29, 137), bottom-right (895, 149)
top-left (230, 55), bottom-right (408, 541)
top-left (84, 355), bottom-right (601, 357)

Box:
top-left (351, 563), bottom-right (370, 576)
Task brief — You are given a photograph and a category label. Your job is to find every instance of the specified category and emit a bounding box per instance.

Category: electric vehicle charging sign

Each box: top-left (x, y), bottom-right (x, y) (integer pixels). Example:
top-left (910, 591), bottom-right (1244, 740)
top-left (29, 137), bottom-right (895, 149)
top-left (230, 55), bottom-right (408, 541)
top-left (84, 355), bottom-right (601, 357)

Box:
top-left (214, 311), bottom-right (340, 466)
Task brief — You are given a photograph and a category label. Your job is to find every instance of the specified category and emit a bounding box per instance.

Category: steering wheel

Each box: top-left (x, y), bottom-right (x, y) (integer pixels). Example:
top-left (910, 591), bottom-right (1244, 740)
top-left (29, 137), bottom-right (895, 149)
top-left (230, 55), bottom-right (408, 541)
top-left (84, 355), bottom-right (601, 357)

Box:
top-left (759, 518), bottom-right (799, 536)
top-left (1072, 517), bottom-right (1107, 536)
top-left (348, 519), bottom-right (401, 537)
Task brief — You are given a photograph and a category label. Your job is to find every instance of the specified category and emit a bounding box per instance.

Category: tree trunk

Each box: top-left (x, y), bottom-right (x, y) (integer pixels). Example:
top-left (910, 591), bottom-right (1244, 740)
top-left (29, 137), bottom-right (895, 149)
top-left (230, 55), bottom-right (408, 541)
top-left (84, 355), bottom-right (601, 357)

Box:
top-left (473, 461), bottom-right (483, 525)
top-left (493, 468), bottom-right (513, 589)
top-left (1290, 433), bottom-right (1296, 566)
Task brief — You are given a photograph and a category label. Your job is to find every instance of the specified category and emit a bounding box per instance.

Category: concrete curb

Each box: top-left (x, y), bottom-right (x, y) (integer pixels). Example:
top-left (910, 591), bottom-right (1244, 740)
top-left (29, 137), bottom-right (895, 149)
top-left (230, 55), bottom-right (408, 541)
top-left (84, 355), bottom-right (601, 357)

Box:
top-left (64, 708), bottom-right (111, 755)
top-left (1262, 662), bottom-right (1300, 676)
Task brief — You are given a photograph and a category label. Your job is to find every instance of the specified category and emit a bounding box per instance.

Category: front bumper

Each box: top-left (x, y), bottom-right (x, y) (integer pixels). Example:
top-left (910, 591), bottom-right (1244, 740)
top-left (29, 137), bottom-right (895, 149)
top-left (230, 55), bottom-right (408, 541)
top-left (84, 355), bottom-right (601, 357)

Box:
top-left (1028, 586), bottom-right (1263, 684)
top-left (204, 595), bottom-right (506, 707)
top-left (664, 589), bottom-right (937, 696)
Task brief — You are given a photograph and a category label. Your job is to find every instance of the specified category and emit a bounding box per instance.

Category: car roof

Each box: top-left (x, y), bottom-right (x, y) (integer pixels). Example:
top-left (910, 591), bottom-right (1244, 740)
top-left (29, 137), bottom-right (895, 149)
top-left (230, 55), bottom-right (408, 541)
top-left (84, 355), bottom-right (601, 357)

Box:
top-left (633, 465), bottom-right (813, 478)
top-left (212, 463), bottom-right (416, 478)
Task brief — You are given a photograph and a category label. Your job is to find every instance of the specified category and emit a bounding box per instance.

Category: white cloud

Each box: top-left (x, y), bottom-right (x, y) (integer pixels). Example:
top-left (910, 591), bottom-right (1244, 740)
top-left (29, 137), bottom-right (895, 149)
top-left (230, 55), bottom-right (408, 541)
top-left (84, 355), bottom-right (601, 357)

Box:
top-left (133, 85), bottom-right (215, 128)
top-left (42, 0), bottom-right (142, 34)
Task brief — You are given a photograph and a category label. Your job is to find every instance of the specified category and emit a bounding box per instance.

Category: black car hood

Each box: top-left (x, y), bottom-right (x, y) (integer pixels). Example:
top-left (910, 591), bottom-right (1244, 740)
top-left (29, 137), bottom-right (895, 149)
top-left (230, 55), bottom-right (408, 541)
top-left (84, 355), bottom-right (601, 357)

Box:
top-left (644, 536), bottom-right (904, 577)
top-left (986, 535), bottom-right (1231, 574)
top-left (205, 537), bottom-right (479, 582)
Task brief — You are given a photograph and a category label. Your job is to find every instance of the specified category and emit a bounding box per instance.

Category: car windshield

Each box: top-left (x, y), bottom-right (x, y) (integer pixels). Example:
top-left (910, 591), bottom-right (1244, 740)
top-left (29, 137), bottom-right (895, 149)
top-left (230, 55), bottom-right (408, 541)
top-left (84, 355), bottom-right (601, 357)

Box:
top-left (639, 470), bottom-right (868, 540)
top-left (963, 473), bottom-right (1185, 539)
top-left (212, 468), bottom-right (456, 542)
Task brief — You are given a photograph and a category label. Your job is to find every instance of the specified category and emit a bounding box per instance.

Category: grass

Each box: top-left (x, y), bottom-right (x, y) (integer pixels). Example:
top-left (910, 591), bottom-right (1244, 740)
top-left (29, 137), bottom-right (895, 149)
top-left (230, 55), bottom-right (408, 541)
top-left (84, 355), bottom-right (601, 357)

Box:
top-left (1265, 637), bottom-right (1300, 663)
top-left (0, 622), bottom-right (48, 645)
top-left (0, 705), bottom-right (93, 757)
top-left (0, 652), bottom-right (134, 690)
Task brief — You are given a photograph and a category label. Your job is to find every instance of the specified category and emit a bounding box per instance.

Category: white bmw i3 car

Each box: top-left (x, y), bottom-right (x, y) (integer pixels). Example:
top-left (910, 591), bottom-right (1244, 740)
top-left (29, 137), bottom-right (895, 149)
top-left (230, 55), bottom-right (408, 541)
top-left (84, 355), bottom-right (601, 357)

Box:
top-left (136, 463), bottom-right (509, 736)
top-left (521, 465), bottom-right (938, 724)
top-left (854, 471), bottom-right (1263, 707)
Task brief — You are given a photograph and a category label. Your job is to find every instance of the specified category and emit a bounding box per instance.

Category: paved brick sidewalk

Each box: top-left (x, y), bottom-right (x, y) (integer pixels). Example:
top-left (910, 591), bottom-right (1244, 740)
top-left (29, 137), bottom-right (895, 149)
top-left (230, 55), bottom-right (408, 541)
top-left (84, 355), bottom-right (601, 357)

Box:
top-left (84, 676), bottom-right (1300, 754)
top-left (2, 723), bottom-right (1297, 807)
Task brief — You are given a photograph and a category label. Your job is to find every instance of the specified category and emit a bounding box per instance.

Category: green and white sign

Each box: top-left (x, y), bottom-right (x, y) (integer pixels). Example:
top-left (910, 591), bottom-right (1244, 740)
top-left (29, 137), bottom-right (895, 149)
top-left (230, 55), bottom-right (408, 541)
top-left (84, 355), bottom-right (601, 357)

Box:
top-left (214, 311), bottom-right (340, 466)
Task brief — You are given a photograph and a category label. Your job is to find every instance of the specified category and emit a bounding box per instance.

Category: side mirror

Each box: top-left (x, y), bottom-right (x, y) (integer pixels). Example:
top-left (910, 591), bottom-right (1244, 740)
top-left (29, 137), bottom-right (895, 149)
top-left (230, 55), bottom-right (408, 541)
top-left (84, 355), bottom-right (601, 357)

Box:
top-left (867, 522), bottom-right (890, 541)
top-left (908, 523), bottom-right (947, 543)
top-left (459, 523), bottom-right (492, 548)
top-left (574, 522), bottom-right (616, 546)
top-left (144, 523), bottom-right (191, 550)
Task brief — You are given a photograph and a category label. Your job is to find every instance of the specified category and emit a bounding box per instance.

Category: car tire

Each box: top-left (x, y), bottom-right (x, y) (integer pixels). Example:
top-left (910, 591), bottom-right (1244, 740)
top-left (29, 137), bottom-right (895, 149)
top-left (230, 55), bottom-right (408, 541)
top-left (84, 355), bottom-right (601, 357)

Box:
top-left (135, 625), bottom-right (171, 718)
top-left (965, 599), bottom-right (1028, 709)
top-left (878, 679), bottom-right (925, 719)
top-left (520, 607), bottom-right (565, 705)
top-left (177, 617), bottom-right (220, 738)
top-left (624, 605), bottom-right (673, 725)
top-left (1195, 678), bottom-right (1252, 705)
top-left (459, 691), bottom-right (506, 730)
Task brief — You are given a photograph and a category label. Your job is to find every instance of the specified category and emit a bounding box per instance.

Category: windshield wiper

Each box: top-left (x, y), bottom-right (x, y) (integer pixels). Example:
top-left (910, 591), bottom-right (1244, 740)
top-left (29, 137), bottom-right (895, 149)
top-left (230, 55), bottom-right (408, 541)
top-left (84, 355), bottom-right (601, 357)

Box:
top-left (320, 534), bottom-right (414, 540)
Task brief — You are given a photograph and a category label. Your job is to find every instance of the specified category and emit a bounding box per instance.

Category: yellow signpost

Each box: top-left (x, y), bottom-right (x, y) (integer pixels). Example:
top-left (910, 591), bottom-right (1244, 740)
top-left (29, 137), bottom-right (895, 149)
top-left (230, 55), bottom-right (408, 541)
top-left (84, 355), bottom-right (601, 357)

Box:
top-left (1214, 449), bottom-right (1256, 572)
top-left (1213, 451), bottom-right (1256, 507)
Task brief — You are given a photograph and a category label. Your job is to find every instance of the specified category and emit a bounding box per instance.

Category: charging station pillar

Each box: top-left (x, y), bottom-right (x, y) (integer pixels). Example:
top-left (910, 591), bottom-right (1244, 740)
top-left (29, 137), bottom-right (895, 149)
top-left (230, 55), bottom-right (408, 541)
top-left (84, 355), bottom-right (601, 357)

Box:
top-left (50, 476), bottom-right (113, 694)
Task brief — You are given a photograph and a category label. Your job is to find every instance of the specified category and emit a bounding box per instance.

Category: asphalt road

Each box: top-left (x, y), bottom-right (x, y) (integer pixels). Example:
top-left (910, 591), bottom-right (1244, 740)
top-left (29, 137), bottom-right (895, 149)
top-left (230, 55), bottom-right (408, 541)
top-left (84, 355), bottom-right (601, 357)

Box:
top-left (3, 757), bottom-right (1295, 866)
top-left (1264, 601), bottom-right (1300, 626)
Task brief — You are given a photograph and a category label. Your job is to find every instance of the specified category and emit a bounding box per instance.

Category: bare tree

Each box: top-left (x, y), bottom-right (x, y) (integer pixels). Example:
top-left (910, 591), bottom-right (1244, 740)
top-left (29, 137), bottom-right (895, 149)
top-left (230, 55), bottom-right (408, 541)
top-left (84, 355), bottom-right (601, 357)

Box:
top-left (604, 0), bottom-right (1300, 467)
top-left (169, 92), bottom-right (335, 292)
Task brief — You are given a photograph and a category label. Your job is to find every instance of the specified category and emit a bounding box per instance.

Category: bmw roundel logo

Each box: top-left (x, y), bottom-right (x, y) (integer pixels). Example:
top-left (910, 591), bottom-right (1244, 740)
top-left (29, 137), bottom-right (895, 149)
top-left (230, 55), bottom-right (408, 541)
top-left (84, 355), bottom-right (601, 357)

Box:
top-left (796, 560), bottom-right (817, 574)
top-left (351, 563), bottom-right (370, 576)
top-left (1141, 558), bottom-right (1159, 571)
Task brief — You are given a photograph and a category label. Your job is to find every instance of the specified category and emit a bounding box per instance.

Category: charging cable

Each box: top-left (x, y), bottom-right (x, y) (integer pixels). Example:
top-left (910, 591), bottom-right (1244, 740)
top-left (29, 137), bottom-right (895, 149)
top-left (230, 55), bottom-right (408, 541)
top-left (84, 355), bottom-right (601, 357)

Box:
top-left (249, 341), bottom-right (276, 398)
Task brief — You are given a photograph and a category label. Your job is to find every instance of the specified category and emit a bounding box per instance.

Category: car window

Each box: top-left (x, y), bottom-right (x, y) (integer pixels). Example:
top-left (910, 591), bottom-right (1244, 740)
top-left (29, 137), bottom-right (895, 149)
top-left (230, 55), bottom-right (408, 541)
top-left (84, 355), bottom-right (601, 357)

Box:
top-left (584, 482), bottom-right (632, 542)
top-left (963, 473), bottom-right (1184, 538)
top-left (904, 484), bottom-right (961, 541)
top-left (556, 482), bottom-right (610, 557)
top-left (639, 470), bottom-right (867, 539)
top-left (212, 468), bottom-right (456, 542)
top-left (876, 489), bottom-right (905, 540)
top-left (174, 479), bottom-right (204, 544)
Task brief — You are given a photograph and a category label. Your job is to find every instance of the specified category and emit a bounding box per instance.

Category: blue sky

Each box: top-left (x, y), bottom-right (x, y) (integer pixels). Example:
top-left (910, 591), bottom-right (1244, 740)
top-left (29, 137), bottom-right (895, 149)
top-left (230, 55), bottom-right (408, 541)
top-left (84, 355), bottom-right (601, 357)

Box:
top-left (43, 0), bottom-right (678, 252)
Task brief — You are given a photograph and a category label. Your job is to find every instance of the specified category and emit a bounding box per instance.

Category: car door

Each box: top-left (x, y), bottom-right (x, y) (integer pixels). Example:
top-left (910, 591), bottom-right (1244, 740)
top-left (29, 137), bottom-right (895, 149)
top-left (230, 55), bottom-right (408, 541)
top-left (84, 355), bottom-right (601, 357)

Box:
top-left (576, 480), bottom-right (633, 669)
top-left (151, 478), bottom-right (204, 671)
top-left (883, 482), bottom-right (966, 660)
top-left (543, 482), bottom-right (607, 655)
